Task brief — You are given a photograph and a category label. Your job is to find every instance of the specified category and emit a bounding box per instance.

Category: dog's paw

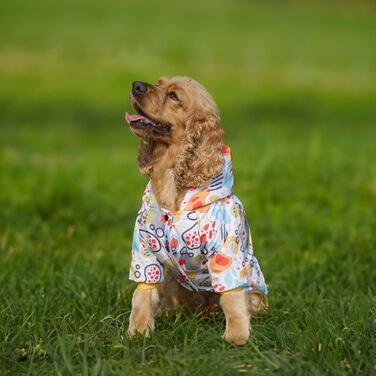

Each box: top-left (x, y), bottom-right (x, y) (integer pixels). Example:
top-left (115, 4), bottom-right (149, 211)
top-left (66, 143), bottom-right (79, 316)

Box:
top-left (223, 326), bottom-right (250, 346)
top-left (128, 313), bottom-right (155, 338)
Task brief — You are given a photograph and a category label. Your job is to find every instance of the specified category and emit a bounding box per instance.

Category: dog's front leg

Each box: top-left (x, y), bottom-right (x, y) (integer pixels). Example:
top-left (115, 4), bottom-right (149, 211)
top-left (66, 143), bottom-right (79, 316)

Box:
top-left (220, 288), bottom-right (250, 346)
top-left (128, 285), bottom-right (160, 337)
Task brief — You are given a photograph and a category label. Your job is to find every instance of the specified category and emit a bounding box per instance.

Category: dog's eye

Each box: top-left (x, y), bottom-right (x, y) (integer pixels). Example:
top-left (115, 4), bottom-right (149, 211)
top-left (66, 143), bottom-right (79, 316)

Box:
top-left (168, 91), bottom-right (179, 101)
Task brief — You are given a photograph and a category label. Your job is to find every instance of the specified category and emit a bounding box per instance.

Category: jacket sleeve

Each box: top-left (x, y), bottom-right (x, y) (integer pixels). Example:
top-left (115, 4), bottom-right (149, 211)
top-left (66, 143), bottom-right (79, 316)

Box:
top-left (129, 209), bottom-right (165, 285)
top-left (206, 198), bottom-right (267, 295)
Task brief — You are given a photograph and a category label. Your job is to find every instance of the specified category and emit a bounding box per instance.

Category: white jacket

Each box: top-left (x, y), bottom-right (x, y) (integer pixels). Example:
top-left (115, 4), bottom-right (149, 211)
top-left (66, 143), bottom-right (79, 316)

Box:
top-left (129, 146), bottom-right (267, 295)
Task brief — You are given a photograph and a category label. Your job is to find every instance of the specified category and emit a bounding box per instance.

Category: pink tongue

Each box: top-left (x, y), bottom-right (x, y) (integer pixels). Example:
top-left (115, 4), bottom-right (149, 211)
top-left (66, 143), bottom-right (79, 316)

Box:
top-left (125, 112), bottom-right (155, 125)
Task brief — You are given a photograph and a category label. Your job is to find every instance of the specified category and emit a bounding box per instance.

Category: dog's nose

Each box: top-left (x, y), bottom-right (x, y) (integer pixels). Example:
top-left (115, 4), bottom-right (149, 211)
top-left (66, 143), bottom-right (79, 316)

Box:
top-left (132, 81), bottom-right (148, 96)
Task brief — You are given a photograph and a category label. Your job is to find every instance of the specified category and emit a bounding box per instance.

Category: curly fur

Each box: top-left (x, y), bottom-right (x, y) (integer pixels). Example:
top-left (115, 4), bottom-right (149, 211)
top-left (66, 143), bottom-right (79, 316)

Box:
top-left (138, 138), bottom-right (156, 176)
top-left (174, 110), bottom-right (224, 190)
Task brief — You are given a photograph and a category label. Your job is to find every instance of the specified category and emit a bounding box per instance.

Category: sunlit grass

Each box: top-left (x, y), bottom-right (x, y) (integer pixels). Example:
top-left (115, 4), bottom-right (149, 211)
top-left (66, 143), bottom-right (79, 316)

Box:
top-left (1, 0), bottom-right (375, 374)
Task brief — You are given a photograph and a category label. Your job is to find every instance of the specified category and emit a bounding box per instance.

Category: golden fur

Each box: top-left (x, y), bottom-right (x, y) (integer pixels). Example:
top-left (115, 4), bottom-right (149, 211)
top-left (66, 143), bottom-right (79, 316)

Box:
top-left (128, 76), bottom-right (264, 345)
top-left (131, 76), bottom-right (224, 211)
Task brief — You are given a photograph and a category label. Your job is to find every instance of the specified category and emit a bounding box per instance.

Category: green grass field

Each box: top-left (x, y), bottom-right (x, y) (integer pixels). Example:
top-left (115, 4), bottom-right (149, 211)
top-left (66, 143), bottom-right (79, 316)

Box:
top-left (1, 0), bottom-right (376, 374)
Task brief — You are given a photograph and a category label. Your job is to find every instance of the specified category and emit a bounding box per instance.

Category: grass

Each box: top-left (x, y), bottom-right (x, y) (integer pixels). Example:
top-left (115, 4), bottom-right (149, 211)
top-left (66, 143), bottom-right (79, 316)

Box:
top-left (1, 0), bottom-right (376, 374)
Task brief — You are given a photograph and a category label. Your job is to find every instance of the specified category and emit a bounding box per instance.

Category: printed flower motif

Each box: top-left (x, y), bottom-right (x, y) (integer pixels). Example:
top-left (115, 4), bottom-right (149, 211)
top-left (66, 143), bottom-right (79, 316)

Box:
top-left (200, 221), bottom-right (217, 242)
top-left (231, 204), bottom-right (239, 217)
top-left (212, 283), bottom-right (226, 292)
top-left (142, 249), bottom-right (154, 258)
top-left (182, 223), bottom-right (201, 250)
top-left (140, 230), bottom-right (161, 252)
top-left (144, 210), bottom-right (156, 223)
top-left (222, 144), bottom-right (231, 154)
top-left (147, 234), bottom-right (158, 250)
top-left (239, 264), bottom-right (251, 279)
top-left (209, 252), bottom-right (232, 273)
top-left (145, 264), bottom-right (161, 283)
top-left (170, 238), bottom-right (178, 250)
top-left (185, 188), bottom-right (211, 210)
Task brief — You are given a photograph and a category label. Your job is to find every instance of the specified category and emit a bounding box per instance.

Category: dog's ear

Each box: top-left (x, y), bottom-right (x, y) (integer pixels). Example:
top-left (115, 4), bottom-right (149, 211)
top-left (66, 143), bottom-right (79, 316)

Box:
top-left (174, 109), bottom-right (224, 190)
top-left (138, 138), bottom-right (156, 176)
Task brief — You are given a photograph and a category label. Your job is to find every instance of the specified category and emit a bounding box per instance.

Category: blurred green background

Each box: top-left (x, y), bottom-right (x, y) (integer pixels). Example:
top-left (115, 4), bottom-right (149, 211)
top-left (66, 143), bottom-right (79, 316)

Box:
top-left (1, 0), bottom-right (375, 374)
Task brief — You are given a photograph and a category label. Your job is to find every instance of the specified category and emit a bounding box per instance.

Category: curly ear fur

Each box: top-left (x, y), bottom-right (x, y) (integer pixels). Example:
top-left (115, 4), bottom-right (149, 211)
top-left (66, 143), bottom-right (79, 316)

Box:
top-left (138, 139), bottom-right (156, 176)
top-left (174, 111), bottom-right (224, 190)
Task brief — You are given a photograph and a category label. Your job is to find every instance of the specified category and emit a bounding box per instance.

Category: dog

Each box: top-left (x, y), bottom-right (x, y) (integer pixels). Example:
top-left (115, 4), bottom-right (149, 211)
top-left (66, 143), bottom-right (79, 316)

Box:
top-left (125, 76), bottom-right (268, 345)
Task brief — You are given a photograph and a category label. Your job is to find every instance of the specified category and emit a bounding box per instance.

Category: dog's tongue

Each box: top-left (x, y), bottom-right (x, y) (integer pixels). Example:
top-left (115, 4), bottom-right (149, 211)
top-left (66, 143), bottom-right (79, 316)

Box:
top-left (125, 112), bottom-right (156, 125)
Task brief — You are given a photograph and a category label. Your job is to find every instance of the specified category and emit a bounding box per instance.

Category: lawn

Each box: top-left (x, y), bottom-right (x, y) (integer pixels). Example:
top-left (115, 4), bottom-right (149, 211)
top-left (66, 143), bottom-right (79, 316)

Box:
top-left (0, 0), bottom-right (375, 374)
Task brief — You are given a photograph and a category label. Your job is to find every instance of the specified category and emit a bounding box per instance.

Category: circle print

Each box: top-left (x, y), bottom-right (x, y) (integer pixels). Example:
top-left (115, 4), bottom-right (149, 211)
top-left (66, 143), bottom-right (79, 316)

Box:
top-left (144, 264), bottom-right (162, 283)
top-left (187, 211), bottom-right (197, 221)
top-left (155, 228), bottom-right (164, 238)
top-left (139, 229), bottom-right (162, 252)
top-left (182, 223), bottom-right (201, 250)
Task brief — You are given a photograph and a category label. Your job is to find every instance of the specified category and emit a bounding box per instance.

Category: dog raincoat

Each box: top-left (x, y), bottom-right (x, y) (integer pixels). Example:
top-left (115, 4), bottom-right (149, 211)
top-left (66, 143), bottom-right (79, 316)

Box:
top-left (129, 145), bottom-right (268, 295)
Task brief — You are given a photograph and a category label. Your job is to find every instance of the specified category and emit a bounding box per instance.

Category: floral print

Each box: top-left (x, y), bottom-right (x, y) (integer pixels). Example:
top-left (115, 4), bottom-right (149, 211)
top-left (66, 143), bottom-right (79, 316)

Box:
top-left (129, 145), bottom-right (267, 296)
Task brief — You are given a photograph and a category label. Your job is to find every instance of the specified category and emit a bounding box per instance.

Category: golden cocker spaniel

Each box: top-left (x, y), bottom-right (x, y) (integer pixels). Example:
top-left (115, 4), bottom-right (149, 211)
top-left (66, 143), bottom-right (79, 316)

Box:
top-left (125, 76), bottom-right (267, 345)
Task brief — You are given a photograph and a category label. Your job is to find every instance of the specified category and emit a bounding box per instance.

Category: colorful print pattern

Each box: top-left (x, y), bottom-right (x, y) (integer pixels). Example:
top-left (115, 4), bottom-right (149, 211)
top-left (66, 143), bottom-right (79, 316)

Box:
top-left (129, 145), bottom-right (268, 295)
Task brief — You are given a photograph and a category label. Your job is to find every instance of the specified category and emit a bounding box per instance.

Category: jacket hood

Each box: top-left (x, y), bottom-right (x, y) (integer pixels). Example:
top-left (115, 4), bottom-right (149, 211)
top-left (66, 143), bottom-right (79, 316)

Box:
top-left (179, 145), bottom-right (234, 211)
top-left (142, 145), bottom-right (234, 212)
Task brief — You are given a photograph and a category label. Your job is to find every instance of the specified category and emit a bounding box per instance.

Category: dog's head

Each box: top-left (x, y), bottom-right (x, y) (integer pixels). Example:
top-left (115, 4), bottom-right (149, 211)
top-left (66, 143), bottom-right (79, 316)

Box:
top-left (126, 76), bottom-right (224, 189)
